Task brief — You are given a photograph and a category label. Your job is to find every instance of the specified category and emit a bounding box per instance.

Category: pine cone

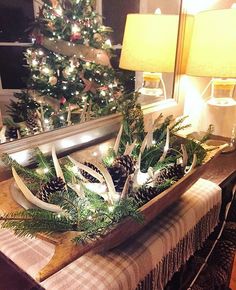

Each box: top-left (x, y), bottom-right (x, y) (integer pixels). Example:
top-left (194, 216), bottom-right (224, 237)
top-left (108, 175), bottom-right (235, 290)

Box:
top-left (36, 177), bottom-right (65, 202)
top-left (132, 186), bottom-right (161, 205)
top-left (208, 240), bottom-right (236, 273)
top-left (221, 222), bottom-right (236, 245)
top-left (80, 162), bottom-right (101, 183)
top-left (7, 127), bottom-right (18, 140)
top-left (108, 163), bottom-right (128, 192)
top-left (26, 111), bottom-right (40, 134)
top-left (115, 155), bottom-right (135, 175)
top-left (155, 164), bottom-right (184, 185)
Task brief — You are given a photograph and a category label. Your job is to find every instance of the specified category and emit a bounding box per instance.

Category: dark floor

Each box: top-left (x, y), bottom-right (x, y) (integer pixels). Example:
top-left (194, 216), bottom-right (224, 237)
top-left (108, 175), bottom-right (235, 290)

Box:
top-left (0, 254), bottom-right (43, 290)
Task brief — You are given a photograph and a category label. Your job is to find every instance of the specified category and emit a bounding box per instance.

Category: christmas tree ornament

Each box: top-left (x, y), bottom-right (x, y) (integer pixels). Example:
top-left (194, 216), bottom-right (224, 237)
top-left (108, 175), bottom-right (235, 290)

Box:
top-left (93, 33), bottom-right (102, 43)
top-left (36, 177), bottom-right (66, 202)
top-left (50, 0), bottom-right (59, 9)
top-left (60, 96), bottom-right (67, 105)
top-left (49, 76), bottom-right (58, 86)
top-left (70, 32), bottom-right (82, 42)
top-left (35, 34), bottom-right (44, 45)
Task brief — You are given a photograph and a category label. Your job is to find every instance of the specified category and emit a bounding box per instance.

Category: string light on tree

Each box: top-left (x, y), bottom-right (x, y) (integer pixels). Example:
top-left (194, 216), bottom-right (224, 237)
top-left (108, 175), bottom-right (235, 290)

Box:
top-left (7, 0), bottom-right (123, 135)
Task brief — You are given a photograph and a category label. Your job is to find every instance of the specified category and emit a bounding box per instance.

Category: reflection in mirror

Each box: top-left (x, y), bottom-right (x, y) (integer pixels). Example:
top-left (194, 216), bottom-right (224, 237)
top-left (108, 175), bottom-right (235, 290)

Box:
top-left (136, 0), bottom-right (181, 105)
top-left (0, 0), bottom-right (181, 147)
top-left (182, 0), bottom-right (236, 138)
top-left (0, 0), bottom-right (124, 144)
top-left (102, 0), bottom-right (181, 106)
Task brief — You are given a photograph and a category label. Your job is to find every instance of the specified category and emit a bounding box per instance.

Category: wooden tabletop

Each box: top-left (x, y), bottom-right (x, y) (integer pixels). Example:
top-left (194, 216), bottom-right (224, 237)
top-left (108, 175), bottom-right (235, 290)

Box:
top-left (202, 150), bottom-right (236, 187)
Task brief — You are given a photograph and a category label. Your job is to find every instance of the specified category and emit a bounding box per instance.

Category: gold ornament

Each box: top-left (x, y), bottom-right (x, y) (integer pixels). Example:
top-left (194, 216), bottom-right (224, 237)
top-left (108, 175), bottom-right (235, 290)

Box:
top-left (50, 0), bottom-right (59, 8)
top-left (49, 76), bottom-right (58, 85)
top-left (93, 33), bottom-right (102, 43)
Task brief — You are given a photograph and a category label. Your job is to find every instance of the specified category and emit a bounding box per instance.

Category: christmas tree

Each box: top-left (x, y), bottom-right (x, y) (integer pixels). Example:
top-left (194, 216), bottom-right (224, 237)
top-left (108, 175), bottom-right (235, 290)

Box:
top-left (8, 0), bottom-right (122, 131)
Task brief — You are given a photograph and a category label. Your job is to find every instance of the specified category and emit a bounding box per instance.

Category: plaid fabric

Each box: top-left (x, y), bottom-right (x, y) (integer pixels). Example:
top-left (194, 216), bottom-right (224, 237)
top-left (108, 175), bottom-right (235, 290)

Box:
top-left (0, 178), bottom-right (221, 290)
top-left (42, 179), bottom-right (221, 290)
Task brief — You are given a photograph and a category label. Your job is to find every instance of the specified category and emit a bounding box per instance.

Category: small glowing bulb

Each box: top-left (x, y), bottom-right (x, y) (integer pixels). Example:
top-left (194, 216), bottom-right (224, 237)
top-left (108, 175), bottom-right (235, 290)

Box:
top-left (63, 86), bottom-right (67, 90)
top-left (108, 206), bottom-right (114, 213)
top-left (155, 8), bottom-right (162, 14)
top-left (43, 167), bottom-right (49, 173)
top-left (60, 115), bottom-right (65, 120)
top-left (99, 143), bottom-right (109, 154)
top-left (71, 23), bottom-right (80, 33)
top-left (42, 67), bottom-right (51, 74)
top-left (32, 59), bottom-right (38, 67)
top-left (38, 50), bottom-right (44, 56)
top-left (55, 6), bottom-right (63, 16)
top-left (105, 39), bottom-right (112, 47)
top-left (68, 66), bottom-right (74, 73)
top-left (71, 166), bottom-right (79, 174)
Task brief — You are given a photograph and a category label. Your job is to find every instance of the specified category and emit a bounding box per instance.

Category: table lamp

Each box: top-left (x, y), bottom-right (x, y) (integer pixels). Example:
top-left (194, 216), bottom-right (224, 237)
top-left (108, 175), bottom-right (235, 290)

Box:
top-left (119, 14), bottom-right (179, 99)
top-left (186, 9), bottom-right (236, 107)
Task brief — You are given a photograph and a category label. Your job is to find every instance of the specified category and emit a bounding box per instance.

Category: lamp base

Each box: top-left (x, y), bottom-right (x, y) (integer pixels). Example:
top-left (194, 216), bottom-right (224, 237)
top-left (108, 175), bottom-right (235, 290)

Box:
top-left (207, 78), bottom-right (236, 107)
top-left (207, 97), bottom-right (236, 107)
top-left (139, 87), bottom-right (163, 97)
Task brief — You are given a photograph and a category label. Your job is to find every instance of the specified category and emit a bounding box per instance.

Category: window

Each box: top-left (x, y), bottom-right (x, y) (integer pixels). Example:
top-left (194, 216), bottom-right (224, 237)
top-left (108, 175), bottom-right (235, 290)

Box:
top-left (0, 0), bottom-right (39, 90)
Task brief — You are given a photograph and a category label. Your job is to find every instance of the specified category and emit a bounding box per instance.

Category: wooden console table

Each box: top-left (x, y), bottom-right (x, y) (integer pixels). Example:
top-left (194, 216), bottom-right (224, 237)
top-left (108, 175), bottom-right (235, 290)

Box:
top-left (0, 150), bottom-right (235, 290)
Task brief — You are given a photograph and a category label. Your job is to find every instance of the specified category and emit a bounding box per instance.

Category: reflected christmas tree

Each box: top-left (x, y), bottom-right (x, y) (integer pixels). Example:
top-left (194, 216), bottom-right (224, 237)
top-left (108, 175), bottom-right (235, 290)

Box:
top-left (7, 0), bottom-right (123, 136)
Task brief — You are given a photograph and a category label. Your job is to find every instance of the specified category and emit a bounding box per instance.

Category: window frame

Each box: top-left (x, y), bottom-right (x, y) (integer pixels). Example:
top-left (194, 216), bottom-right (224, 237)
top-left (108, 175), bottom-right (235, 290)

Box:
top-left (0, 0), bottom-right (42, 93)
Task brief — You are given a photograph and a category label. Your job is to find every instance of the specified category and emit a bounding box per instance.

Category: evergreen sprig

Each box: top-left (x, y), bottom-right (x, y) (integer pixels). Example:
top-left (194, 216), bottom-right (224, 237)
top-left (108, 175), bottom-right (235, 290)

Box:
top-left (34, 148), bottom-right (55, 179)
top-left (1, 153), bottom-right (45, 182)
top-left (0, 209), bottom-right (73, 238)
top-left (184, 125), bottom-right (214, 166)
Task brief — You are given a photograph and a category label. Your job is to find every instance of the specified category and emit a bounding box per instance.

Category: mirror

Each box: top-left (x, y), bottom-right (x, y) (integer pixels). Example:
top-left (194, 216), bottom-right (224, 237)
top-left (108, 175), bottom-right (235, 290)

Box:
top-left (0, 0), bottom-right (181, 148)
top-left (182, 0), bottom-right (236, 138)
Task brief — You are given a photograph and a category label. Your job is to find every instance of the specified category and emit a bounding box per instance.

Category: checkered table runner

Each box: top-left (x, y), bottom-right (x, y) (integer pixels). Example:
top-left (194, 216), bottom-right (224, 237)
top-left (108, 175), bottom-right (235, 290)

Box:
top-left (0, 178), bottom-right (221, 290)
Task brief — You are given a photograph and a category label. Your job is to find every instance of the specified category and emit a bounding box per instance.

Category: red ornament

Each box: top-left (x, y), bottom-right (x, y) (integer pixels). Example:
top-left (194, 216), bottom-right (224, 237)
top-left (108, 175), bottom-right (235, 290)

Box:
top-left (60, 97), bottom-right (67, 105)
top-left (35, 34), bottom-right (43, 45)
top-left (70, 32), bottom-right (81, 42)
top-left (98, 86), bottom-right (108, 91)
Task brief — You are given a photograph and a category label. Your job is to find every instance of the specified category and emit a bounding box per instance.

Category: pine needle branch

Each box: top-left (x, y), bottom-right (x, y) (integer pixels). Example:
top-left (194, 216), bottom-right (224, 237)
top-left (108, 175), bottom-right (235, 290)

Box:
top-left (34, 148), bottom-right (55, 179)
top-left (1, 153), bottom-right (45, 182)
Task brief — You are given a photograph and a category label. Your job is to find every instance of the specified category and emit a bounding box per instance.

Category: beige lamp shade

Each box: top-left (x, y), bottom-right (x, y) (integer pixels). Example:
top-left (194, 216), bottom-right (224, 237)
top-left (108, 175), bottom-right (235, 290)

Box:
top-left (119, 14), bottom-right (179, 73)
top-left (186, 9), bottom-right (236, 77)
